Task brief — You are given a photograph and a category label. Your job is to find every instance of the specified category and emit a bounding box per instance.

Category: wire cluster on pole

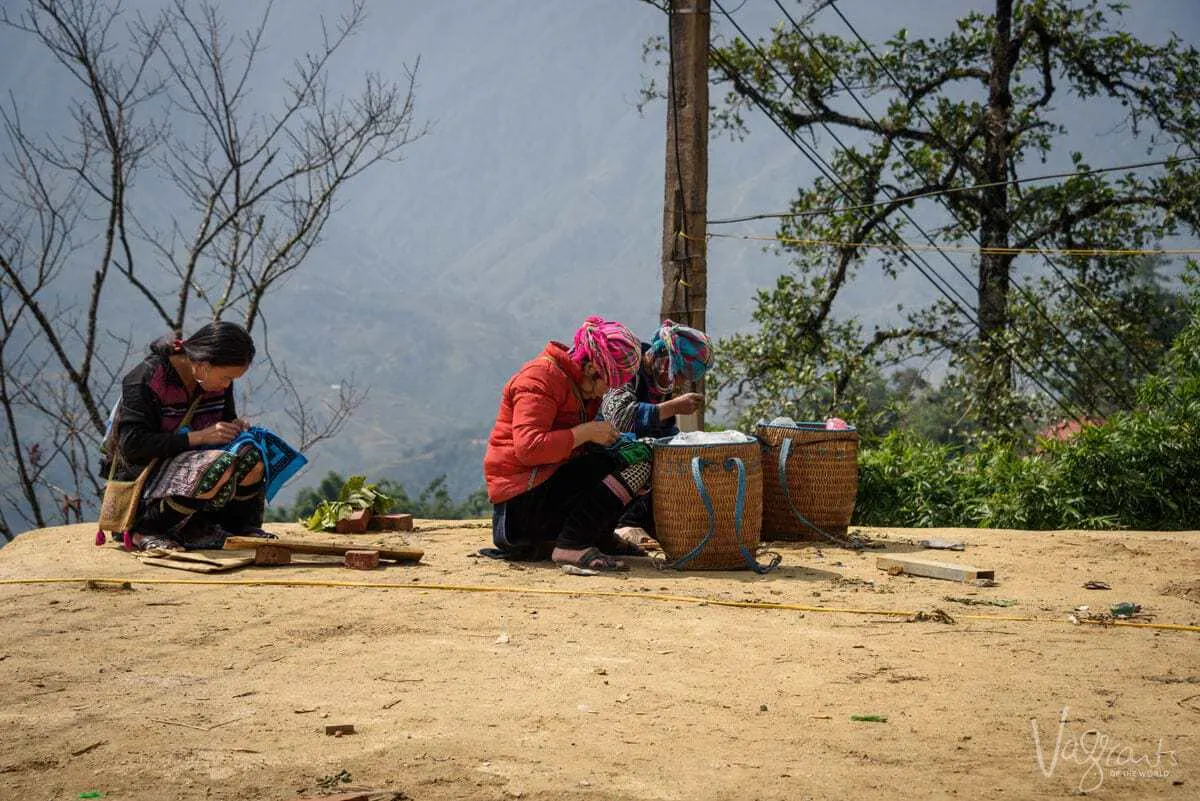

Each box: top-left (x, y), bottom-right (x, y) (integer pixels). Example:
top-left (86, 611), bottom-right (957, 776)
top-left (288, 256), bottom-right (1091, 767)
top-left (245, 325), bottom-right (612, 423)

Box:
top-left (665, 0), bottom-right (693, 321)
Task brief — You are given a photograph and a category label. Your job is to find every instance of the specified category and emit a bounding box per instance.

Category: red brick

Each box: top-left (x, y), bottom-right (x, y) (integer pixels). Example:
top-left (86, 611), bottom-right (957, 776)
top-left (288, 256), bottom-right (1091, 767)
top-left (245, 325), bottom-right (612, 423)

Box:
top-left (343, 550), bottom-right (380, 570)
top-left (367, 513), bottom-right (414, 532)
top-left (253, 544), bottom-right (291, 565)
top-left (334, 508), bottom-right (371, 533)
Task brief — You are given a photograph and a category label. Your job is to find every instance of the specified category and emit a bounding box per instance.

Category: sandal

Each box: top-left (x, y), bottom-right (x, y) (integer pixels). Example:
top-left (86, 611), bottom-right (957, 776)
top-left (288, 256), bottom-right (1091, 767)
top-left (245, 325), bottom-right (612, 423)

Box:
top-left (131, 533), bottom-right (184, 552)
top-left (553, 546), bottom-right (629, 572)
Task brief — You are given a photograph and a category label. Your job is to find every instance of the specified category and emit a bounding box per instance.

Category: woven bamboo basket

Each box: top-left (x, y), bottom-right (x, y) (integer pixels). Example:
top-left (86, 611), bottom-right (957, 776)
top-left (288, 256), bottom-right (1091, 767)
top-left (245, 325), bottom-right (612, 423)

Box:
top-left (756, 422), bottom-right (859, 542)
top-left (651, 438), bottom-right (768, 570)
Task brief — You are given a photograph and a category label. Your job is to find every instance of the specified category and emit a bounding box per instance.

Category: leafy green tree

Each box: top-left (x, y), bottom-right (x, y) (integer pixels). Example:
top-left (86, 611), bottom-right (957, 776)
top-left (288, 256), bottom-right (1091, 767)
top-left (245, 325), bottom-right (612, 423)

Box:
top-left (706, 0), bottom-right (1200, 434)
top-left (1014, 255), bottom-right (1190, 411)
top-left (413, 476), bottom-right (459, 520)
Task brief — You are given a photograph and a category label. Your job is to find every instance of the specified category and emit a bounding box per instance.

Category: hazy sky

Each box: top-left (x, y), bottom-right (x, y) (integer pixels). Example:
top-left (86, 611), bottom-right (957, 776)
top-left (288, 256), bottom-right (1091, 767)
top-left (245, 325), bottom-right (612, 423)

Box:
top-left (3, 0), bottom-right (1194, 334)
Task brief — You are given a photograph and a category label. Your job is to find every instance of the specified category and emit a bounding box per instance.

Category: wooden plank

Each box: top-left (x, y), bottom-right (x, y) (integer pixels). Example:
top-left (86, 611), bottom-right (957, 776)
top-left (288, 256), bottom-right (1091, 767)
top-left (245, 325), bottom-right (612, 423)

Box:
top-left (876, 555), bottom-right (994, 582)
top-left (141, 556), bottom-right (254, 573)
top-left (223, 536), bottom-right (423, 563)
top-left (296, 793), bottom-right (403, 801)
top-left (143, 551), bottom-right (239, 567)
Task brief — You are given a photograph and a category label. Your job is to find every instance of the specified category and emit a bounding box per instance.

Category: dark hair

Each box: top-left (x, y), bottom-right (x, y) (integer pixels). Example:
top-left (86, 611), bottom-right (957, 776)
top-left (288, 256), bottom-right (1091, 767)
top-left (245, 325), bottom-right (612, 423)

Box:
top-left (151, 321), bottom-right (256, 367)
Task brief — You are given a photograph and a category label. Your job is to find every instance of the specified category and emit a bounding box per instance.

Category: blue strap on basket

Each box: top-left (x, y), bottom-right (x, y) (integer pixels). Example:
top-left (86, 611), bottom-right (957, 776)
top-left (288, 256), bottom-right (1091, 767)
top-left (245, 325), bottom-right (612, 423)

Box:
top-left (667, 456), bottom-right (780, 573)
top-left (777, 437), bottom-right (865, 550)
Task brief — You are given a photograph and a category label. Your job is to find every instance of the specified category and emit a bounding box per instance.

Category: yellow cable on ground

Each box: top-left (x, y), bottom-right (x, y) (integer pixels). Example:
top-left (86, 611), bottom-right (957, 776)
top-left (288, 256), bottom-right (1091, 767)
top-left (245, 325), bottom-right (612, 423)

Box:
top-left (2, 575), bottom-right (1196, 633)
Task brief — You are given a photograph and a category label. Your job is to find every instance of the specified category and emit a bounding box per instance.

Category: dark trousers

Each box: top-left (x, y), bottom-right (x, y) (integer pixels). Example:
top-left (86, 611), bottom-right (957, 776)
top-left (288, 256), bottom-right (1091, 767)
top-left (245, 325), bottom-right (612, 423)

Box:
top-left (492, 451), bottom-right (626, 556)
top-left (617, 492), bottom-right (656, 536)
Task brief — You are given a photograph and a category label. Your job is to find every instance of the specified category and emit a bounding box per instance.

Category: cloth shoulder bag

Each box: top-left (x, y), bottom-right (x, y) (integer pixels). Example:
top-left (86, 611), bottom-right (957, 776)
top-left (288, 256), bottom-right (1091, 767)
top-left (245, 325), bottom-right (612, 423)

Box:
top-left (96, 394), bottom-right (202, 541)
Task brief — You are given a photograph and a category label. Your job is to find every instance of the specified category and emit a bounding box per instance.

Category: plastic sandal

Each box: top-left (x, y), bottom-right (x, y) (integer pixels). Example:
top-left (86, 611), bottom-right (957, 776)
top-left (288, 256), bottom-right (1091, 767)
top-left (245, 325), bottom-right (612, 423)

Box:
top-left (554, 546), bottom-right (629, 572)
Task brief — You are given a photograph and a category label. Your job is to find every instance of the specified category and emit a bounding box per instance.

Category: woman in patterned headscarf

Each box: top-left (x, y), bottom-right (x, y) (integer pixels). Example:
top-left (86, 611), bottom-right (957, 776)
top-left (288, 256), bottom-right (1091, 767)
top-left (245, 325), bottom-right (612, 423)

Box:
top-left (483, 316), bottom-right (651, 571)
top-left (100, 321), bottom-right (279, 551)
top-left (599, 320), bottom-right (713, 544)
top-left (600, 319), bottom-right (713, 439)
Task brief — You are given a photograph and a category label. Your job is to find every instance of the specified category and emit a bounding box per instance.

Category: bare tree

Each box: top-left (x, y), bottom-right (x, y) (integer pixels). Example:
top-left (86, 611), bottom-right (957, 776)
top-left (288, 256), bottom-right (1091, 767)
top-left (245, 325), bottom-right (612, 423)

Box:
top-left (0, 0), bottom-right (424, 537)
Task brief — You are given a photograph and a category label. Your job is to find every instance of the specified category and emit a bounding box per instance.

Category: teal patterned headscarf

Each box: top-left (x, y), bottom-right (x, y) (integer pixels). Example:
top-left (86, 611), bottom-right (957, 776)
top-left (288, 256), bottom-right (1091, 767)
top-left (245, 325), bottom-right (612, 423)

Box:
top-left (649, 320), bottom-right (712, 382)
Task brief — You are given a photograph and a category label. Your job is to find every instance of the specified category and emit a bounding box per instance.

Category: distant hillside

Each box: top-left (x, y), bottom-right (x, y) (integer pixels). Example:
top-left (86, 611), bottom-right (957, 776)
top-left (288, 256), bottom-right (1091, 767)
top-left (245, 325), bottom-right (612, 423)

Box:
top-left (4, 0), bottom-right (1196, 516)
top-left (234, 0), bottom-right (811, 504)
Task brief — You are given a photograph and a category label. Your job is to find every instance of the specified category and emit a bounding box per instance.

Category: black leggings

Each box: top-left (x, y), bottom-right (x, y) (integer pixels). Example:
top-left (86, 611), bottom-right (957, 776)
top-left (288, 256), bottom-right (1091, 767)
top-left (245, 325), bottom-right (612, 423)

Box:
top-left (493, 450), bottom-right (650, 554)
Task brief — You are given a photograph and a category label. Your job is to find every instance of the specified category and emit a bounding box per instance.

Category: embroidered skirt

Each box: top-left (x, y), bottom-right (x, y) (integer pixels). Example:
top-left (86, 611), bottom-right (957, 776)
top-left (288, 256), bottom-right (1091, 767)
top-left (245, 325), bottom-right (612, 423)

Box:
top-left (141, 444), bottom-right (262, 508)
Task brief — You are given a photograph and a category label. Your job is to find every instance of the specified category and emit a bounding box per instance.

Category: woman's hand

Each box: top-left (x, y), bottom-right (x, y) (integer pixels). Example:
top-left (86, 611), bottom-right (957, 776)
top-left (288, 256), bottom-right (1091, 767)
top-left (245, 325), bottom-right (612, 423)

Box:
top-left (572, 420), bottom-right (619, 448)
top-left (661, 392), bottom-right (703, 418)
top-left (188, 421), bottom-right (245, 447)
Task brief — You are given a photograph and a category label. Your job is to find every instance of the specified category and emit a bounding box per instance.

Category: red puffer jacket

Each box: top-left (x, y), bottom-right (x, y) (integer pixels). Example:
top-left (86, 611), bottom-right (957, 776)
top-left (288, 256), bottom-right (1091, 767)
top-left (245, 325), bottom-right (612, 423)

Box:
top-left (484, 342), bottom-right (599, 504)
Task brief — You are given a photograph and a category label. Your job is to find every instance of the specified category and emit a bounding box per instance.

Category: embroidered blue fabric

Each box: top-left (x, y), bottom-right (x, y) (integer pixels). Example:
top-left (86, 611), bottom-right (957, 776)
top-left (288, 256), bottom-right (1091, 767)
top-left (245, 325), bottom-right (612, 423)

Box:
top-left (223, 426), bottom-right (307, 502)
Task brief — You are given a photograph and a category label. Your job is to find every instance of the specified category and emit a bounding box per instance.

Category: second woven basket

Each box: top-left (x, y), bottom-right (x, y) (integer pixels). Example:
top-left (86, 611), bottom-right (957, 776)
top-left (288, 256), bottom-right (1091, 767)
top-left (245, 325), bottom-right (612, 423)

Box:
top-left (756, 422), bottom-right (859, 542)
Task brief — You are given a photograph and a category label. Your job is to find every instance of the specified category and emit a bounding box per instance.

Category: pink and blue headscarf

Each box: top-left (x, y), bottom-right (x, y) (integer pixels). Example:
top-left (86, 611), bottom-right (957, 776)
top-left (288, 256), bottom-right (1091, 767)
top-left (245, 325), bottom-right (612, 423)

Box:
top-left (570, 316), bottom-right (642, 387)
top-left (649, 319), bottom-right (712, 382)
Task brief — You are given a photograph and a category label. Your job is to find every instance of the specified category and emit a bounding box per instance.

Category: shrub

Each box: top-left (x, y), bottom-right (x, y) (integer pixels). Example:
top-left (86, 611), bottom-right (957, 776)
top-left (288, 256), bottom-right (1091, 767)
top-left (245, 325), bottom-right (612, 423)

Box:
top-left (854, 306), bottom-right (1200, 530)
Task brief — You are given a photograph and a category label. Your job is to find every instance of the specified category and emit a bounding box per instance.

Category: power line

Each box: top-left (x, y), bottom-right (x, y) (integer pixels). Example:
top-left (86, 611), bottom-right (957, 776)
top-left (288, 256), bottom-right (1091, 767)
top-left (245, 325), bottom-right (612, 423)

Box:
top-left (710, 0), bottom-right (1094, 420)
top-left (703, 37), bottom-right (1089, 423)
top-left (704, 55), bottom-right (970, 315)
top-left (708, 155), bottom-right (1200, 225)
top-left (824, 0), bottom-right (1160, 378)
top-left (698, 232), bottom-right (1200, 258)
top-left (769, 0), bottom-right (1139, 406)
top-left (709, 8), bottom-right (977, 312)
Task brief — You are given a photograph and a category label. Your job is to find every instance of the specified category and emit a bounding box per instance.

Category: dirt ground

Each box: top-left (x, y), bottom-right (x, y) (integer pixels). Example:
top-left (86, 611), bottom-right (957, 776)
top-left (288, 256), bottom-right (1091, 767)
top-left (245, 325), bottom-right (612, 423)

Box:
top-left (0, 520), bottom-right (1196, 801)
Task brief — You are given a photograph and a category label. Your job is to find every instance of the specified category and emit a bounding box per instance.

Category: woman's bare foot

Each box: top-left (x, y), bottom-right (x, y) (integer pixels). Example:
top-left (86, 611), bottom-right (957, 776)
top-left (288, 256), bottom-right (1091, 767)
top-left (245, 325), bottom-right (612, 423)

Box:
top-left (606, 527), bottom-right (650, 556)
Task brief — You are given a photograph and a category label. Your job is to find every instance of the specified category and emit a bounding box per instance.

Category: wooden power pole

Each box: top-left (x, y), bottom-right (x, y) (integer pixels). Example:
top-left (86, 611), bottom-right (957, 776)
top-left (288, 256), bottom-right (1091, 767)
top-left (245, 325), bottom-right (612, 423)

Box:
top-left (660, 0), bottom-right (710, 430)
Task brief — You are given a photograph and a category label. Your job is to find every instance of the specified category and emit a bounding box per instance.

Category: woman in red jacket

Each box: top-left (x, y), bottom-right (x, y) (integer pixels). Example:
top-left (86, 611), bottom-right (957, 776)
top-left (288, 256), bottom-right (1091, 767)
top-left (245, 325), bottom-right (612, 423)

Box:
top-left (484, 316), bottom-right (650, 571)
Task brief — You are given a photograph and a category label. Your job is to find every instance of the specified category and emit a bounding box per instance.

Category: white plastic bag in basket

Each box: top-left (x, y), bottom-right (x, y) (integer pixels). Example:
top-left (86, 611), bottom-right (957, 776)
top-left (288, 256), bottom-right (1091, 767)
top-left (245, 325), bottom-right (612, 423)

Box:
top-left (665, 430), bottom-right (756, 446)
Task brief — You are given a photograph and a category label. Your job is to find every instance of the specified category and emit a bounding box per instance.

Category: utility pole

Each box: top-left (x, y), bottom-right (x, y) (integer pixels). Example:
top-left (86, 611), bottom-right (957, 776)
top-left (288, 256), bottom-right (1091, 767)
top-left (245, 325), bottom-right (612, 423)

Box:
top-left (660, 0), bottom-right (710, 430)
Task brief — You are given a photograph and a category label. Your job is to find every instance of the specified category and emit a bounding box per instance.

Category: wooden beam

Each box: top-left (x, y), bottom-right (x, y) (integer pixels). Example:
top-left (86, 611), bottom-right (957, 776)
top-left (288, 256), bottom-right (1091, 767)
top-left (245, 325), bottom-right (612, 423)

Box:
top-left (876, 555), bottom-right (994, 582)
top-left (223, 536), bottom-right (422, 563)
